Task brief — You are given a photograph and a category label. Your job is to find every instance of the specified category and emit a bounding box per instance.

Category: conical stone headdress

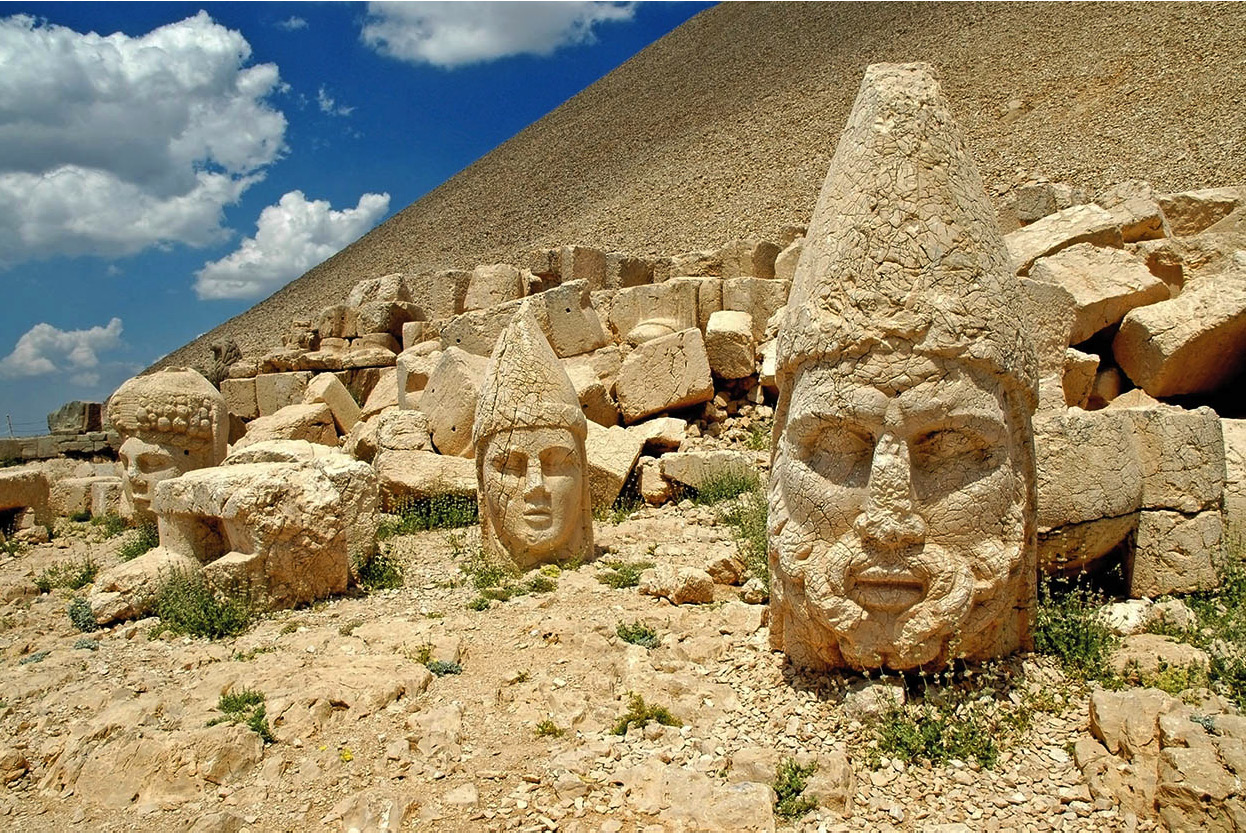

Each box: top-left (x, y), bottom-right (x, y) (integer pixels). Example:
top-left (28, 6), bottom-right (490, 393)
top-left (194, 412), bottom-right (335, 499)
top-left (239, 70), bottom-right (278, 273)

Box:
top-left (775, 62), bottom-right (1037, 407)
top-left (473, 301), bottom-right (587, 446)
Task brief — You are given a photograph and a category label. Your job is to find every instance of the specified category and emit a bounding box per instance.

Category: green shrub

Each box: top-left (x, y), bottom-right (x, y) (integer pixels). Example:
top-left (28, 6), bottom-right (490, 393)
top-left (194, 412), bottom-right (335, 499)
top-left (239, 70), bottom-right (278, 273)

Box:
top-left (596, 560), bottom-right (654, 589)
top-left (34, 557), bottom-right (98, 593)
top-left (19, 649), bottom-right (50, 665)
top-left (1033, 578), bottom-right (1118, 681)
top-left (356, 551), bottom-right (404, 591)
top-left (525, 575), bottom-right (557, 594)
top-left (118, 522), bottom-right (159, 562)
top-left (377, 493), bottom-right (478, 538)
top-left (92, 513), bottom-right (128, 538)
top-left (73, 637), bottom-right (99, 651)
top-left (616, 620), bottom-right (659, 649)
top-left (535, 719), bottom-right (565, 738)
top-left (208, 687), bottom-right (274, 744)
top-left (426, 660), bottom-right (462, 676)
top-left (716, 484), bottom-right (769, 586)
top-left (773, 758), bottom-right (818, 820)
top-left (466, 596), bottom-right (491, 611)
top-left (692, 470), bottom-right (760, 506)
top-left (151, 571), bottom-right (254, 640)
top-left (67, 597), bottom-right (99, 632)
top-left (746, 419), bottom-right (773, 452)
top-left (611, 692), bottom-right (682, 735)
top-left (68, 509), bottom-right (92, 523)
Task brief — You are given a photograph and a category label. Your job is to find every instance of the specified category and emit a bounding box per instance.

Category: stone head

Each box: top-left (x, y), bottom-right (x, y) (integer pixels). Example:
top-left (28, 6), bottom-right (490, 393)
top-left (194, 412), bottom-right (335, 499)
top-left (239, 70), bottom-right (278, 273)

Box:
top-left (474, 304), bottom-right (592, 569)
top-left (107, 368), bottom-right (227, 519)
top-left (769, 63), bottom-right (1038, 671)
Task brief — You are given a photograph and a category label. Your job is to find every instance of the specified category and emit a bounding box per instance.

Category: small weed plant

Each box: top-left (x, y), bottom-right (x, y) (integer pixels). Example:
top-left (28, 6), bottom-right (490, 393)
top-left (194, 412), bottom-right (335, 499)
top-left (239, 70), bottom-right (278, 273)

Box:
top-left (118, 522), bottom-right (159, 562)
top-left (617, 620), bottom-right (659, 649)
top-left (611, 692), bottom-right (682, 735)
top-left (426, 660), bottom-right (462, 676)
top-left (35, 557), bottom-right (98, 593)
top-left (1032, 576), bottom-right (1118, 682)
top-left (459, 549), bottom-right (556, 605)
top-left (68, 509), bottom-right (92, 523)
top-left (208, 688), bottom-right (275, 744)
top-left (67, 597), bottom-right (99, 632)
top-left (356, 551), bottom-right (404, 591)
top-left (92, 513), bottom-right (128, 538)
top-left (746, 419), bottom-right (773, 452)
top-left (716, 482), bottom-right (769, 586)
top-left (20, 649), bottom-right (50, 665)
top-left (73, 637), bottom-right (99, 651)
top-left (377, 493), bottom-right (478, 539)
top-left (773, 757), bottom-right (818, 820)
top-left (692, 470), bottom-right (760, 506)
top-left (152, 571), bottom-right (254, 639)
top-left (597, 559), bottom-right (654, 589)
top-left (535, 719), bottom-right (565, 738)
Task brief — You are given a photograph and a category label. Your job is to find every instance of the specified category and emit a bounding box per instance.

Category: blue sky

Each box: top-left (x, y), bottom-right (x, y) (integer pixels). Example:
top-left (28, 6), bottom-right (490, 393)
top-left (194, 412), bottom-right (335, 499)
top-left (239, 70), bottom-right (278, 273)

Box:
top-left (0, 1), bottom-right (711, 436)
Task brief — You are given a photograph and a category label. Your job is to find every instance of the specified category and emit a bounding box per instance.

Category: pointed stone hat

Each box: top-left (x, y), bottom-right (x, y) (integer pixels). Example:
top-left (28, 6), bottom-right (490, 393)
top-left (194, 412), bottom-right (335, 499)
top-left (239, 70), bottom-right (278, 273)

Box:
top-left (775, 62), bottom-right (1037, 407)
top-left (473, 300), bottom-right (587, 445)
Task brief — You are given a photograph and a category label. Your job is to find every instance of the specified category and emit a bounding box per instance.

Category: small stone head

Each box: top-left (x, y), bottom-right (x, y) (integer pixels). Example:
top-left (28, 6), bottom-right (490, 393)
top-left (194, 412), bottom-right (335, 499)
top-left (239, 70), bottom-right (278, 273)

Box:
top-left (107, 368), bottom-right (227, 519)
top-left (769, 63), bottom-right (1038, 672)
top-left (474, 304), bottom-right (592, 569)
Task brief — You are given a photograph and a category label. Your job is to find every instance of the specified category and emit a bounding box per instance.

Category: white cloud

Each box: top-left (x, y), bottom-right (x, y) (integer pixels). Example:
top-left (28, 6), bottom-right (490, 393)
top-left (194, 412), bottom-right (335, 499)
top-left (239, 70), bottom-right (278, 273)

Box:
top-left (70, 371), bottom-right (100, 387)
top-left (317, 85), bottom-right (355, 117)
top-left (277, 16), bottom-right (308, 31)
top-left (0, 318), bottom-right (123, 378)
top-left (361, 1), bottom-right (635, 69)
top-left (194, 190), bottom-right (390, 300)
top-left (0, 12), bottom-right (287, 266)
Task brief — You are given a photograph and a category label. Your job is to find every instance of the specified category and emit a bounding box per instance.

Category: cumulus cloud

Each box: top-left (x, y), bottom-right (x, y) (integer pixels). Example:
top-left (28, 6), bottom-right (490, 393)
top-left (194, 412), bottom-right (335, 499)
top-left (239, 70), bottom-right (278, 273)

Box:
top-left (0, 318), bottom-right (124, 378)
top-left (317, 85), bottom-right (355, 117)
top-left (0, 12), bottom-right (286, 266)
top-left (194, 190), bottom-right (390, 300)
top-left (361, 1), bottom-right (635, 69)
top-left (276, 16), bottom-right (308, 31)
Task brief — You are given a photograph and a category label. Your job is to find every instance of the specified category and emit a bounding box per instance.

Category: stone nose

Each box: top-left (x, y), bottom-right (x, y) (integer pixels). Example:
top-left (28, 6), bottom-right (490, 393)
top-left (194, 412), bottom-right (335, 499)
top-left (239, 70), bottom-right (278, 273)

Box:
top-left (523, 461), bottom-right (548, 495)
top-left (853, 433), bottom-right (926, 548)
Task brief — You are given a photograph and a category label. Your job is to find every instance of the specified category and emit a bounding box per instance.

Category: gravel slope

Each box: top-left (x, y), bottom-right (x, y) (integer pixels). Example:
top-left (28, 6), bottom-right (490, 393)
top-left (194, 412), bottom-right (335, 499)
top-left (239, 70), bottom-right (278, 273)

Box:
top-left (157, 1), bottom-right (1246, 371)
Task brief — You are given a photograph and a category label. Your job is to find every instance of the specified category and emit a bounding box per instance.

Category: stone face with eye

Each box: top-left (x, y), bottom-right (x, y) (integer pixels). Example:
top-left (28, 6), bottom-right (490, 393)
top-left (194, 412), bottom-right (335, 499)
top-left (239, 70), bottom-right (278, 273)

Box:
top-left (770, 350), bottom-right (1029, 670)
top-left (481, 426), bottom-right (586, 567)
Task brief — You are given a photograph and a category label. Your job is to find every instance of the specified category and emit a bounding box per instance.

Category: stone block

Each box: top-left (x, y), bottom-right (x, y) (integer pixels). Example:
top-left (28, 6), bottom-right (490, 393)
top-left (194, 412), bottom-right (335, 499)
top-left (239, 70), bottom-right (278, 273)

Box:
top-left (615, 329), bottom-right (714, 424)
top-left (626, 416), bottom-right (687, 455)
top-left (347, 273), bottom-right (411, 307)
top-left (341, 345), bottom-right (397, 369)
top-left (464, 263), bottom-right (524, 312)
top-left (90, 477), bottom-right (123, 517)
top-left (1223, 419), bottom-right (1246, 538)
top-left (1158, 187), bottom-right (1243, 237)
top-left (360, 368), bottom-right (399, 420)
top-left (317, 304), bottom-right (358, 340)
top-left (418, 348), bottom-right (488, 457)
top-left (406, 270), bottom-right (471, 320)
top-left (660, 450), bottom-right (755, 491)
top-left (609, 281), bottom-right (699, 345)
top-left (375, 410), bottom-right (432, 453)
top-left (605, 252), bottom-right (654, 290)
top-left (585, 422), bottom-right (643, 510)
top-left (1130, 509), bottom-right (1221, 597)
top-left (396, 348), bottom-right (441, 411)
top-left (1011, 181), bottom-right (1084, 225)
top-left (722, 277), bottom-right (790, 341)
top-left (718, 238), bottom-right (781, 280)
top-left (47, 401), bottom-right (102, 434)
top-left (372, 450), bottom-right (477, 511)
top-left (401, 321), bottom-right (425, 351)
top-left (1004, 203), bottom-right (1124, 275)
top-left (705, 310), bottom-right (756, 379)
top-left (304, 373), bottom-right (361, 434)
top-left (254, 372), bottom-right (313, 417)
top-left (234, 403), bottom-right (337, 450)
top-left (539, 280), bottom-right (609, 357)
top-left (565, 363), bottom-right (619, 427)
top-left (357, 332), bottom-right (401, 354)
top-left (773, 236), bottom-right (803, 283)
top-left (220, 378), bottom-right (258, 420)
top-left (668, 250), bottom-right (722, 277)
top-left (1029, 243), bottom-right (1170, 344)
top-left (1063, 348), bottom-right (1098, 408)
top-left (559, 246), bottom-right (607, 291)
top-left (441, 299), bottom-right (520, 356)
top-left (1119, 405), bottom-right (1225, 514)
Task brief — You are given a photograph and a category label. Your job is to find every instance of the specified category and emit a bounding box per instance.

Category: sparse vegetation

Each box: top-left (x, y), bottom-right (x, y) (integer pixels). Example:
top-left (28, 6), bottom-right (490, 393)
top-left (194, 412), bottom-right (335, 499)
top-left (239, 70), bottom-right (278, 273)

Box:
top-left (746, 418), bottom-right (773, 452)
top-left (426, 660), bottom-right (462, 676)
top-left (34, 557), bottom-right (98, 593)
top-left (208, 688), bottom-right (275, 744)
top-left (73, 637), bottom-right (99, 651)
top-left (597, 559), bottom-right (654, 589)
top-left (356, 550), bottom-right (404, 591)
top-left (338, 618), bottom-right (365, 636)
top-left (692, 470), bottom-right (760, 506)
top-left (716, 482), bottom-right (769, 586)
top-left (611, 692), bottom-right (682, 735)
top-left (19, 649), bottom-right (50, 665)
top-left (92, 513), bottom-right (128, 538)
top-left (0, 538), bottom-right (24, 557)
top-left (466, 596), bottom-right (491, 611)
top-left (151, 571), bottom-right (254, 639)
top-left (1033, 577), bottom-right (1119, 682)
top-left (67, 597), bottom-right (99, 632)
top-left (117, 521), bottom-right (159, 562)
top-left (377, 493), bottom-right (478, 539)
top-left (617, 620), bottom-right (659, 649)
top-left (535, 719), bottom-right (565, 738)
top-left (68, 509), bottom-right (92, 523)
top-left (233, 645), bottom-right (276, 662)
top-left (773, 757), bottom-right (819, 820)
top-left (459, 548), bottom-right (555, 603)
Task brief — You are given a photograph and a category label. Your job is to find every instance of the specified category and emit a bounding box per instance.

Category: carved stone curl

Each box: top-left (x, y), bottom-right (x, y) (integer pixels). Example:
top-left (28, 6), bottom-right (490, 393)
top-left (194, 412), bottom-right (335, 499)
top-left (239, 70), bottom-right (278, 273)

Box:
top-left (474, 303), bottom-right (593, 569)
top-left (107, 368), bottom-right (228, 519)
top-left (769, 63), bottom-right (1039, 671)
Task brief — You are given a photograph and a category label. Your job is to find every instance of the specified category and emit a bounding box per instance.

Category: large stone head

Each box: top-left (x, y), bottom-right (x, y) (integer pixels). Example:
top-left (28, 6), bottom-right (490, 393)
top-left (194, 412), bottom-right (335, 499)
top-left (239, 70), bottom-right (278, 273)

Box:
top-left (474, 303), bottom-right (593, 569)
top-left (769, 63), bottom-right (1039, 672)
top-left (108, 368), bottom-right (228, 519)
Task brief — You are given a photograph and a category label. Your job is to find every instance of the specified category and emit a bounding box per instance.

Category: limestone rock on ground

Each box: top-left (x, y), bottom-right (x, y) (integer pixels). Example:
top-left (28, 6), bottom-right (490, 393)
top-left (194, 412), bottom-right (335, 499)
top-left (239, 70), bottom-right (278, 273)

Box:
top-left (614, 328), bottom-right (714, 424)
top-left (1158, 187), bottom-right (1244, 236)
top-left (418, 348), bottom-right (489, 457)
top-left (584, 423), bottom-right (644, 510)
top-left (303, 373), bottom-right (361, 434)
top-left (372, 449), bottom-right (476, 510)
top-left (1005, 204), bottom-right (1124, 275)
top-left (704, 310), bottom-right (756, 379)
top-left (638, 565), bottom-right (715, 605)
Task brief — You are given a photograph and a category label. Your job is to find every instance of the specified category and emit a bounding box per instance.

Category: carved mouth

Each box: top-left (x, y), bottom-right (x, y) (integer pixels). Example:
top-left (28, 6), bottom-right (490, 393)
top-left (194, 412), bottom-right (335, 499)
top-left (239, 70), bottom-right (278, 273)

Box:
top-left (523, 507), bottom-right (553, 527)
top-left (849, 567), bottom-right (926, 614)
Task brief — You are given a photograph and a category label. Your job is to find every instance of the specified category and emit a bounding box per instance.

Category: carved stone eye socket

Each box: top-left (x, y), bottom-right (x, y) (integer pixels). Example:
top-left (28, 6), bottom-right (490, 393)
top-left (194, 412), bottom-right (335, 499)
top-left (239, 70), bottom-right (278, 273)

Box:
top-left (791, 418), bottom-right (874, 489)
top-left (540, 446), bottom-right (577, 476)
top-left (492, 452), bottom-right (527, 478)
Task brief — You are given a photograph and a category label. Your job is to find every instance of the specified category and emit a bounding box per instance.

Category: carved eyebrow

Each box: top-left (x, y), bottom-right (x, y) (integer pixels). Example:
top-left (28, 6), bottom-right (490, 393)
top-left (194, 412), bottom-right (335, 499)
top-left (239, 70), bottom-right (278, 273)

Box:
top-left (785, 409), bottom-right (879, 442)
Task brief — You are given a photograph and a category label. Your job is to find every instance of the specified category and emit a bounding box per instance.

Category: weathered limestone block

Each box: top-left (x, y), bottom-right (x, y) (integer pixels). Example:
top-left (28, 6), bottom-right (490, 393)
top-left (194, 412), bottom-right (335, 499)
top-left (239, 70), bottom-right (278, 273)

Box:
top-left (234, 403), bottom-right (337, 450)
top-left (356, 301), bottom-right (416, 338)
top-left (318, 304), bottom-right (358, 340)
top-left (758, 340), bottom-right (777, 389)
top-left (90, 477), bottom-right (122, 517)
top-left (220, 378), bottom-right (258, 420)
top-left (540, 280), bottom-right (609, 357)
top-left (401, 321), bottom-right (425, 351)
top-left (639, 565), bottom-right (715, 605)
top-left (1130, 509), bottom-right (1221, 597)
top-left (403, 270), bottom-right (469, 320)
top-left (395, 347), bottom-right (441, 411)
top-left (608, 282), bottom-right (699, 345)
top-left (1094, 181), bottom-right (1169, 242)
top-left (1117, 405), bottom-right (1225, 514)
top-left (464, 264), bottom-right (524, 312)
top-left (719, 238), bottom-right (781, 280)
top-left (565, 363), bottom-right (619, 427)
top-left (773, 237), bottom-right (804, 283)
top-left (638, 456), bottom-right (671, 505)
top-left (357, 332), bottom-right (401, 354)
top-left (0, 467), bottom-right (50, 527)
top-left (47, 401), bottom-right (102, 434)
top-left (304, 373), bottom-right (360, 434)
top-left (680, 276), bottom-right (724, 331)
top-left (584, 422), bottom-right (643, 510)
top-left (559, 246), bottom-right (607, 290)
top-left (341, 345), bottom-right (397, 369)
top-left (769, 63), bottom-right (1038, 672)
top-left (109, 368), bottom-right (229, 520)
top-left (626, 416), bottom-right (687, 455)
top-left (254, 371), bottom-right (313, 417)
top-left (1062, 348), bottom-right (1098, 408)
top-left (604, 252), bottom-right (654, 290)
top-left (49, 476), bottom-right (117, 518)
top-left (1113, 265), bottom-right (1246, 397)
top-left (375, 409), bottom-right (432, 453)
top-left (89, 546), bottom-right (204, 623)
top-left (1158, 187), bottom-right (1243, 237)
top-left (360, 368), bottom-right (399, 420)
top-left (1010, 181), bottom-right (1084, 225)
top-left (722, 277), bottom-right (790, 341)
top-left (295, 349), bottom-right (343, 372)
top-left (473, 303), bottom-right (593, 569)
top-left (224, 439), bottom-right (333, 465)
top-left (1005, 204), bottom-right (1124, 275)
top-left (1028, 244), bottom-right (1169, 344)
top-left (153, 451), bottom-right (378, 609)
top-left (1223, 419), bottom-right (1246, 537)
top-left (373, 449), bottom-right (476, 511)
top-left (660, 450), bottom-right (754, 492)
top-left (615, 329), bottom-right (714, 424)
top-left (668, 250), bottom-right (722, 277)
top-left (1088, 366), bottom-right (1125, 409)
top-left (705, 310), bottom-right (756, 379)
top-left (418, 348), bottom-right (488, 457)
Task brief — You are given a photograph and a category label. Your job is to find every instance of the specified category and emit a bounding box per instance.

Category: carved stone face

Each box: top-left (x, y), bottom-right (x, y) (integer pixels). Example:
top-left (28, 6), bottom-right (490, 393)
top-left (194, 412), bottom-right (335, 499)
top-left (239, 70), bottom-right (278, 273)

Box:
top-left (482, 426), bottom-right (586, 564)
top-left (118, 435), bottom-right (204, 518)
top-left (772, 349), bottom-right (1026, 670)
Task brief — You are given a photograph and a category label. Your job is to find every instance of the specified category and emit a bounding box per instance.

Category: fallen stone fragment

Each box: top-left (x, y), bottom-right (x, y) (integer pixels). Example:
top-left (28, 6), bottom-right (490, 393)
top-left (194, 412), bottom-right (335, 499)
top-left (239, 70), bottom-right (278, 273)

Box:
top-left (233, 403), bottom-right (337, 450)
top-left (639, 565), bottom-right (714, 605)
top-left (615, 328), bottom-right (714, 424)
top-left (1005, 204), bottom-right (1124, 275)
top-left (1028, 243), bottom-right (1169, 344)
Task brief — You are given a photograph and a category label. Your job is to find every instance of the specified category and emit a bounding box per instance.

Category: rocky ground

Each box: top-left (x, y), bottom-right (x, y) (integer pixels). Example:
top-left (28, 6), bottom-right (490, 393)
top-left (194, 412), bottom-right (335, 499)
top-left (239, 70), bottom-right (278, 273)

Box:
top-left (0, 502), bottom-right (1163, 834)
